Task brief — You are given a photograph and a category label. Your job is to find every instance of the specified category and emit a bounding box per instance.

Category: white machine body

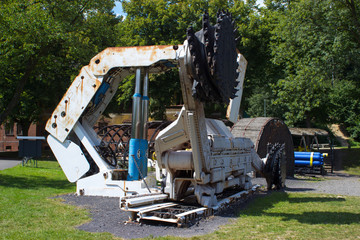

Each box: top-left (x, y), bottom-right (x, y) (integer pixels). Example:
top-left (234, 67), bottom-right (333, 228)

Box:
top-left (46, 43), bottom-right (265, 206)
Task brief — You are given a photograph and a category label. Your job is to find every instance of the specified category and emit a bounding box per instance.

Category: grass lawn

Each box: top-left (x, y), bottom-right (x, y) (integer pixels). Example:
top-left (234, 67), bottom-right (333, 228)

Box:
top-left (0, 161), bottom-right (117, 239)
top-left (345, 166), bottom-right (360, 176)
top-left (1, 161), bottom-right (360, 240)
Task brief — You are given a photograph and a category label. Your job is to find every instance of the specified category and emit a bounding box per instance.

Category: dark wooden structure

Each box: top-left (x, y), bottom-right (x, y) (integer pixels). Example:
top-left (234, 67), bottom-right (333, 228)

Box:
top-left (231, 117), bottom-right (294, 177)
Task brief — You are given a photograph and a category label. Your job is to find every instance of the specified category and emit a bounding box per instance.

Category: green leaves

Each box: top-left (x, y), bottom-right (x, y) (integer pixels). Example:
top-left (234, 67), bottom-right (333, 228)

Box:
top-left (1, 0), bottom-right (359, 139)
top-left (0, 0), bottom-right (119, 129)
top-left (267, 0), bottom-right (360, 132)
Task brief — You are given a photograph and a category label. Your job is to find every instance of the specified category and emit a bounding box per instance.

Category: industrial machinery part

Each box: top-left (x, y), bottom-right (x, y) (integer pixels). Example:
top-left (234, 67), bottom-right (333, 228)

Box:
top-left (186, 10), bottom-right (239, 103)
top-left (94, 121), bottom-right (172, 169)
top-left (263, 143), bottom-right (286, 190)
top-left (45, 10), bottom-right (286, 218)
top-left (96, 124), bottom-right (131, 168)
top-left (231, 117), bottom-right (295, 177)
top-left (120, 185), bottom-right (259, 226)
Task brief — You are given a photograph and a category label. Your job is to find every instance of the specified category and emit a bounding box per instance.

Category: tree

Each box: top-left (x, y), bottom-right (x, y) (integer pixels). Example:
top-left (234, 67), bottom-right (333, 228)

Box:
top-left (267, 1), bottom-right (342, 126)
top-left (0, 0), bottom-right (119, 134)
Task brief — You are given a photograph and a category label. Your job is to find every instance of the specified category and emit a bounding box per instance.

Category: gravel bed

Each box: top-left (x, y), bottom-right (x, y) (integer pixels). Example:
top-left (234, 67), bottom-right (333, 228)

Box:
top-left (253, 173), bottom-right (360, 197)
top-left (58, 173), bottom-right (360, 239)
top-left (59, 193), bottom-right (255, 239)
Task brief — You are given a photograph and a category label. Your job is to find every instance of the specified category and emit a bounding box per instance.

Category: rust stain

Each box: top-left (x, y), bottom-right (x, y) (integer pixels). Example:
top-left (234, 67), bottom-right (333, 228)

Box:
top-left (65, 99), bottom-right (68, 113)
top-left (106, 45), bottom-right (173, 54)
top-left (95, 79), bottom-right (101, 88)
top-left (81, 78), bottom-right (84, 93)
top-left (65, 118), bottom-right (74, 127)
top-left (149, 48), bottom-right (158, 63)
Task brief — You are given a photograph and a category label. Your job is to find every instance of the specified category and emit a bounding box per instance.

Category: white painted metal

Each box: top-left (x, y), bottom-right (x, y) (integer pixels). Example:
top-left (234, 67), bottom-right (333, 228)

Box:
top-left (73, 121), bottom-right (109, 171)
top-left (120, 193), bottom-right (168, 208)
top-left (76, 172), bottom-right (158, 197)
top-left (88, 45), bottom-right (179, 75)
top-left (163, 150), bottom-right (193, 170)
top-left (227, 53), bottom-right (248, 123)
top-left (47, 135), bottom-right (90, 182)
top-left (122, 202), bottom-right (177, 213)
top-left (46, 66), bottom-right (103, 142)
top-left (206, 119), bottom-right (234, 139)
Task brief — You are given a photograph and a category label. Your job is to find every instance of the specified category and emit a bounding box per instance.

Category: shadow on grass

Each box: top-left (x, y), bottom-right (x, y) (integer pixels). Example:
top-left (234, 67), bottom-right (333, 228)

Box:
top-left (269, 211), bottom-right (360, 224)
top-left (284, 187), bottom-right (315, 192)
top-left (242, 192), bottom-right (360, 225)
top-left (0, 173), bottom-right (73, 190)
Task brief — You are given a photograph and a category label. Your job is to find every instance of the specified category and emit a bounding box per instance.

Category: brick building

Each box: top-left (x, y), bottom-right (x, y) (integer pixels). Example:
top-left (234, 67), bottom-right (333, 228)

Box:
top-left (0, 122), bottom-right (43, 152)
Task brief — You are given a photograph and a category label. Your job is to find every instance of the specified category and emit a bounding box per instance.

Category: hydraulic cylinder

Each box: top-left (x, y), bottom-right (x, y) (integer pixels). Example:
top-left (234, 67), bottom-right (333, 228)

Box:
top-left (128, 69), bottom-right (148, 180)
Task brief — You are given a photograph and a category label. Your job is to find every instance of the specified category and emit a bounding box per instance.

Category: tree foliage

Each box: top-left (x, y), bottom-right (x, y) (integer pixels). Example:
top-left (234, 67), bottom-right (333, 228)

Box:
top-left (266, 0), bottom-right (360, 138)
top-left (1, 0), bottom-right (360, 140)
top-left (0, 0), bottom-right (119, 134)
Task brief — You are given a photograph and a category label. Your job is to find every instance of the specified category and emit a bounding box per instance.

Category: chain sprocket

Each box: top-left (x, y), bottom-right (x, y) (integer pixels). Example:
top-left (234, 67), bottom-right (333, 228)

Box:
top-left (264, 143), bottom-right (286, 190)
top-left (186, 10), bottom-right (239, 104)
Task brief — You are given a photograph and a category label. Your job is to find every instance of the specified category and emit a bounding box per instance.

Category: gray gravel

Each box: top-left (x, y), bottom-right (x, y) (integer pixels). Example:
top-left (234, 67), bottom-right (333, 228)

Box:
top-left (59, 193), bottom-right (253, 239)
top-left (253, 173), bottom-right (360, 196)
top-left (58, 173), bottom-right (360, 239)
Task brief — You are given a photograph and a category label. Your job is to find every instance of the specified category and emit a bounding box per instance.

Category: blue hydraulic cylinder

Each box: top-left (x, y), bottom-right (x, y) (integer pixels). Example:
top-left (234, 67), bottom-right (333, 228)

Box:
top-left (127, 138), bottom-right (148, 181)
top-left (128, 68), bottom-right (149, 181)
top-left (93, 82), bottom-right (110, 106)
top-left (294, 152), bottom-right (327, 167)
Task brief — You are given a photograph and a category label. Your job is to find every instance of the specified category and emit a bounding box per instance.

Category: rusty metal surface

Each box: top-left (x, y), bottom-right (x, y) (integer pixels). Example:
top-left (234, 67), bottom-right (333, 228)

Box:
top-left (213, 184), bottom-right (260, 212)
top-left (123, 201), bottom-right (212, 227)
top-left (46, 45), bottom-right (182, 142)
top-left (89, 45), bottom-right (180, 76)
top-left (231, 117), bottom-right (294, 177)
top-left (45, 66), bottom-right (103, 142)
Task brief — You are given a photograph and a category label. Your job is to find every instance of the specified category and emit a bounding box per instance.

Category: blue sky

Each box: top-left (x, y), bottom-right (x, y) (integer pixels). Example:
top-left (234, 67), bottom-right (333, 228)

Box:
top-left (113, 1), bottom-right (125, 17)
top-left (112, 0), bottom-right (265, 16)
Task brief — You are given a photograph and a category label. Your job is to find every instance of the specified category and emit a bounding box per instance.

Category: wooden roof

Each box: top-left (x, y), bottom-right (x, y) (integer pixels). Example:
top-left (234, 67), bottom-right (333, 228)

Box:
top-left (289, 127), bottom-right (329, 136)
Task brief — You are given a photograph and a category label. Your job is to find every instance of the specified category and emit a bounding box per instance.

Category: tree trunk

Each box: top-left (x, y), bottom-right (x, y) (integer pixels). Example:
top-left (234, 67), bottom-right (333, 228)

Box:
top-left (20, 121), bottom-right (31, 137)
top-left (305, 113), bottom-right (312, 128)
top-left (342, 0), bottom-right (360, 46)
top-left (0, 57), bottom-right (38, 126)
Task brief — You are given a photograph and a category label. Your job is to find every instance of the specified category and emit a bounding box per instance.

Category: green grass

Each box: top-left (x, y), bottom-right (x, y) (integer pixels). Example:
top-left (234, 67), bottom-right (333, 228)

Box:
top-left (344, 166), bottom-right (360, 176)
top-left (0, 161), bottom-right (118, 239)
top-left (203, 192), bottom-right (360, 240)
top-left (2, 161), bottom-right (360, 240)
top-left (340, 148), bottom-right (360, 176)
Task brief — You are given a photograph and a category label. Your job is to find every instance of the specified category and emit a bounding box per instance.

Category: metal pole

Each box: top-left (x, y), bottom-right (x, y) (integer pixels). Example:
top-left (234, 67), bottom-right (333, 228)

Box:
top-left (142, 69), bottom-right (149, 140)
top-left (128, 68), bottom-right (146, 181)
top-left (131, 68), bottom-right (143, 139)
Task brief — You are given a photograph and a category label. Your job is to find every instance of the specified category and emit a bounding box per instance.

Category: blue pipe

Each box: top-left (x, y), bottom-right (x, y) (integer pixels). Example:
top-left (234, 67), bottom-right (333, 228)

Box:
top-left (294, 151), bottom-right (327, 167)
top-left (294, 160), bottom-right (323, 166)
top-left (294, 152), bottom-right (324, 161)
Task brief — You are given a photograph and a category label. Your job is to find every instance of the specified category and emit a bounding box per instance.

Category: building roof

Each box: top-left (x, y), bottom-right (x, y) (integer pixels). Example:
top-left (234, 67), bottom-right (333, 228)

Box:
top-left (289, 127), bottom-right (329, 136)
